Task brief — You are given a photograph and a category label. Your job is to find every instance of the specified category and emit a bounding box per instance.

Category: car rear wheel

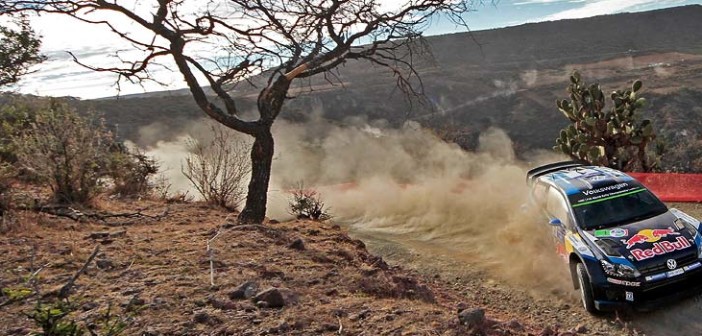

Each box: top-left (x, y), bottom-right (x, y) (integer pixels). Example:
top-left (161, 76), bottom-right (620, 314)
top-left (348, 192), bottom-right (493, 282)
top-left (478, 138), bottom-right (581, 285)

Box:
top-left (576, 263), bottom-right (597, 313)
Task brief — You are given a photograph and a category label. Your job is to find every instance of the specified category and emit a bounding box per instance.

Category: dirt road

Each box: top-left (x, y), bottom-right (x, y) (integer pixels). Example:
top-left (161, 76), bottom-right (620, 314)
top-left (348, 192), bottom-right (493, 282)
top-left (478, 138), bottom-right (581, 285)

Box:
top-left (344, 203), bottom-right (702, 336)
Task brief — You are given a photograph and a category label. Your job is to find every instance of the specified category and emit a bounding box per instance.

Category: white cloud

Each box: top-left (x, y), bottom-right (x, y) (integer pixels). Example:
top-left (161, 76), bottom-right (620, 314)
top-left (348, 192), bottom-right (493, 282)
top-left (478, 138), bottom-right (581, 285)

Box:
top-left (540, 0), bottom-right (689, 21)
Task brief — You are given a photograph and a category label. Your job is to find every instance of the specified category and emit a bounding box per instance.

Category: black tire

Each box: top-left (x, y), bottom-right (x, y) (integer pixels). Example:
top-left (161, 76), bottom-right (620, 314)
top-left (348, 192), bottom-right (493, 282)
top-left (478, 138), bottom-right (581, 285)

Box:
top-left (576, 262), bottom-right (598, 314)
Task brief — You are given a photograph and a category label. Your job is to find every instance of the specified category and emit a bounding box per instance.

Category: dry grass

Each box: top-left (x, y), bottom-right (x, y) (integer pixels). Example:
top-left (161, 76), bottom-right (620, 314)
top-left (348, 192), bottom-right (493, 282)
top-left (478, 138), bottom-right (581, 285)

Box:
top-left (0, 197), bottom-right (537, 335)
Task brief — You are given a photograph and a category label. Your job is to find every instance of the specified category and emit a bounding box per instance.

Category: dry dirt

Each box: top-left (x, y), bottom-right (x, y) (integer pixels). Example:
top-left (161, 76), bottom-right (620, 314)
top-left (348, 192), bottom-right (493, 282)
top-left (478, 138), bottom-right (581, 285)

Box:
top-left (1, 199), bottom-right (701, 336)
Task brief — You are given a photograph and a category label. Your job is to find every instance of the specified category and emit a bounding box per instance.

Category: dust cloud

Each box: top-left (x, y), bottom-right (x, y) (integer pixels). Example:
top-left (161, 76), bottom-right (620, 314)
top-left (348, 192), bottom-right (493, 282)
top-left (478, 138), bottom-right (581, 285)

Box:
top-left (268, 118), bottom-right (573, 297)
top-left (137, 115), bottom-right (573, 297)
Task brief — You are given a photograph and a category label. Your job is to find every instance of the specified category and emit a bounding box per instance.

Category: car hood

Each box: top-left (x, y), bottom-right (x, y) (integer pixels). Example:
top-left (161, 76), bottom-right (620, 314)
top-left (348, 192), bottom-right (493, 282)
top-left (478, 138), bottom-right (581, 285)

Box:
top-left (582, 211), bottom-right (698, 266)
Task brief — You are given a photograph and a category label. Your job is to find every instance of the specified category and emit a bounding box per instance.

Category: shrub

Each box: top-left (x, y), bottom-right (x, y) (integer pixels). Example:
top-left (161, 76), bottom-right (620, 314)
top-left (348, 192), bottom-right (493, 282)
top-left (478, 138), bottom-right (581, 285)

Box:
top-left (0, 95), bottom-right (43, 163)
top-left (13, 100), bottom-right (113, 204)
top-left (106, 143), bottom-right (159, 198)
top-left (288, 183), bottom-right (332, 221)
top-left (0, 162), bottom-right (13, 214)
top-left (182, 123), bottom-right (251, 210)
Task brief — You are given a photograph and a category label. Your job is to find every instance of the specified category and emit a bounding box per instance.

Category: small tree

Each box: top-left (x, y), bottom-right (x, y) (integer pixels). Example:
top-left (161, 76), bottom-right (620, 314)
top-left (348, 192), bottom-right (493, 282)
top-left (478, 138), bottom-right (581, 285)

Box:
top-left (0, 17), bottom-right (44, 87)
top-left (555, 71), bottom-right (662, 172)
top-left (13, 101), bottom-right (113, 203)
top-left (182, 123), bottom-right (251, 211)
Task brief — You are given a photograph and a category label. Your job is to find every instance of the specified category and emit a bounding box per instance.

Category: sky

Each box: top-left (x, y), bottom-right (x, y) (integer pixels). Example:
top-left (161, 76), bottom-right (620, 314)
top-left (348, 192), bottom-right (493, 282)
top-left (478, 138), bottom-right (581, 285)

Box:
top-left (7, 0), bottom-right (702, 99)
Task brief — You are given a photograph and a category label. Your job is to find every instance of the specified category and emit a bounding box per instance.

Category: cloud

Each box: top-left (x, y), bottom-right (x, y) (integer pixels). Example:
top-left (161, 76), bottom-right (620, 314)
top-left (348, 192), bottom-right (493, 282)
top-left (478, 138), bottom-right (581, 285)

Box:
top-left (539, 0), bottom-right (689, 21)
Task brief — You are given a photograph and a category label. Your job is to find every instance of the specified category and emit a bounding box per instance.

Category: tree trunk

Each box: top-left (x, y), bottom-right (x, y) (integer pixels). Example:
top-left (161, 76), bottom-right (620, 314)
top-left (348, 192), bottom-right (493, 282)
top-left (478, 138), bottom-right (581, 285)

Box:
top-left (237, 126), bottom-right (274, 224)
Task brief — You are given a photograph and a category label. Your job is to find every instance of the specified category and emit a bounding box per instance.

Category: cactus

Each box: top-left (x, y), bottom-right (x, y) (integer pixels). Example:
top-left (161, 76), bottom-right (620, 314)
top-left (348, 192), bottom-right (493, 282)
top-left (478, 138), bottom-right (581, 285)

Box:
top-left (554, 71), bottom-right (661, 172)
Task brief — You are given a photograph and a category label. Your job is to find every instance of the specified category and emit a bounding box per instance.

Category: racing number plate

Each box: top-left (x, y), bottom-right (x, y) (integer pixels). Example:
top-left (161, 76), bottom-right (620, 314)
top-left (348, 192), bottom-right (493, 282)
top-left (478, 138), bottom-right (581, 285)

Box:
top-left (667, 268), bottom-right (684, 278)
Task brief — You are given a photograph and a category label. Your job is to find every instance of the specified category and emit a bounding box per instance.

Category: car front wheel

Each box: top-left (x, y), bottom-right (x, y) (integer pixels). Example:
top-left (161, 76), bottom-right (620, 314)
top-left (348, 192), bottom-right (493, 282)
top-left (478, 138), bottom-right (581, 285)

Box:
top-left (576, 262), bottom-right (597, 313)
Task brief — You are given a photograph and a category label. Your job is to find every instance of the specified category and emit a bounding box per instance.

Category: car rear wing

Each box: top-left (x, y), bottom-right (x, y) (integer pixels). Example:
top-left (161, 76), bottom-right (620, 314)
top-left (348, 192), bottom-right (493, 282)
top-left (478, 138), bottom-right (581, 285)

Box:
top-left (526, 161), bottom-right (584, 186)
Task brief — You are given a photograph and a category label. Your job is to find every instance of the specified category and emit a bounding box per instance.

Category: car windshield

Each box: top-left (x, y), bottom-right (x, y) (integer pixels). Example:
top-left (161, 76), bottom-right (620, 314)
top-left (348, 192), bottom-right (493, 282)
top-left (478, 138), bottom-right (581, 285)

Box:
top-left (572, 189), bottom-right (668, 230)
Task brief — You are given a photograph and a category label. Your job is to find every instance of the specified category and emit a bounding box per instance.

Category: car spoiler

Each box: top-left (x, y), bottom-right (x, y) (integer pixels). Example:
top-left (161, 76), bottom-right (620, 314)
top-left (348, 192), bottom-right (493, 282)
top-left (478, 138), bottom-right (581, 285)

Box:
top-left (526, 161), bottom-right (584, 186)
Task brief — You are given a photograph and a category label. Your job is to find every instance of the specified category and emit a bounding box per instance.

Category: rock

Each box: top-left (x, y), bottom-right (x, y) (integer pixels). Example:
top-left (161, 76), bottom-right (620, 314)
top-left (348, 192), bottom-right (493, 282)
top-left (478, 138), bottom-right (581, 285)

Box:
top-left (506, 319), bottom-right (524, 331)
top-left (142, 327), bottom-right (160, 336)
top-left (458, 308), bottom-right (485, 329)
top-left (288, 238), bottom-right (305, 250)
top-left (540, 326), bottom-right (555, 336)
top-left (252, 287), bottom-right (297, 308)
top-left (240, 302), bottom-right (257, 312)
top-left (228, 281), bottom-right (258, 300)
top-left (252, 287), bottom-right (285, 308)
top-left (88, 232), bottom-right (110, 239)
top-left (96, 259), bottom-right (114, 270)
top-left (349, 309), bottom-right (371, 321)
top-left (193, 311), bottom-right (210, 324)
top-left (81, 302), bottom-right (99, 311)
top-left (208, 296), bottom-right (237, 310)
top-left (276, 320), bottom-right (289, 332)
top-left (319, 323), bottom-right (338, 332)
top-left (110, 230), bottom-right (126, 238)
top-left (575, 325), bottom-right (588, 334)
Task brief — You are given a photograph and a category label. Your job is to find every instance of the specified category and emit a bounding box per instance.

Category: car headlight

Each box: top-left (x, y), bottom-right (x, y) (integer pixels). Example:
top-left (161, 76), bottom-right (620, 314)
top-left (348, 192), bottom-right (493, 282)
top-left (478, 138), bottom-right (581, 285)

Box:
top-left (601, 259), bottom-right (640, 279)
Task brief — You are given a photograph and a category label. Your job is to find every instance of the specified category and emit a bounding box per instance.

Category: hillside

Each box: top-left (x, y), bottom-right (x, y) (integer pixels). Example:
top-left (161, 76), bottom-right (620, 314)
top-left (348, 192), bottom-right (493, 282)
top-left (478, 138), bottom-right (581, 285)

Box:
top-left (9, 195), bottom-right (700, 335)
top-left (80, 5), bottom-right (702, 171)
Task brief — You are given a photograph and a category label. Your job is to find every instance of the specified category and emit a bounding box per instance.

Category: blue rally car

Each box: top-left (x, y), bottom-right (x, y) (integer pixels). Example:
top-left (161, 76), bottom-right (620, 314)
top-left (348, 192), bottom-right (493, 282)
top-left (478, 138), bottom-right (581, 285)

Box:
top-left (526, 161), bottom-right (702, 313)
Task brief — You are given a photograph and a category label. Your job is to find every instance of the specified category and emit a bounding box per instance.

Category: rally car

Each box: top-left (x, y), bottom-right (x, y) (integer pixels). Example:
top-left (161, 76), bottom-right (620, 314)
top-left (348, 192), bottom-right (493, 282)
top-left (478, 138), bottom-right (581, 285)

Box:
top-left (526, 161), bottom-right (702, 313)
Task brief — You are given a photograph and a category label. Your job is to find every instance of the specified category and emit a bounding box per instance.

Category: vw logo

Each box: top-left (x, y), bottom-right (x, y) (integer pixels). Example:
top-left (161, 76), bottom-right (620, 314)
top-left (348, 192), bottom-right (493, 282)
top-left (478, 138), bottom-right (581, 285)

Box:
top-left (666, 259), bottom-right (677, 270)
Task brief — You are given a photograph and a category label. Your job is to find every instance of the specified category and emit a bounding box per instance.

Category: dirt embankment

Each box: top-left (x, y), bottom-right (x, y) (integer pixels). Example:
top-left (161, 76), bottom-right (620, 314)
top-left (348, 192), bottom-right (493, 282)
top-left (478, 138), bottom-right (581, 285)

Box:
top-left (0, 199), bottom-right (570, 336)
top-left (3, 198), bottom-right (699, 335)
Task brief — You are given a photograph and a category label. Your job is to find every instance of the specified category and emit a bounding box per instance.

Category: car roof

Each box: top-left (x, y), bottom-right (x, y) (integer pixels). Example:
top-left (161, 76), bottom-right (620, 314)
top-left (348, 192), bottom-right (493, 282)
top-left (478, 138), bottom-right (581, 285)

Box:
top-left (536, 165), bottom-right (640, 196)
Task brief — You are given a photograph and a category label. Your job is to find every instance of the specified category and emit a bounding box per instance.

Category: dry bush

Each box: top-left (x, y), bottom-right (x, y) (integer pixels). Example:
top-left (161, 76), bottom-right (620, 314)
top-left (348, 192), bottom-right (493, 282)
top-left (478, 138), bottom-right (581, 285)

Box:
top-left (13, 101), bottom-right (113, 204)
top-left (182, 123), bottom-right (251, 210)
top-left (0, 162), bottom-right (14, 218)
top-left (107, 144), bottom-right (159, 198)
top-left (288, 183), bottom-right (332, 221)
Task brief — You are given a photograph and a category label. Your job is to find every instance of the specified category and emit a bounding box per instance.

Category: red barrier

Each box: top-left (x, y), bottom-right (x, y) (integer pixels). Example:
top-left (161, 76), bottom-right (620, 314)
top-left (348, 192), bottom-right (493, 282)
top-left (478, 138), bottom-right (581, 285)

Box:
top-left (628, 173), bottom-right (702, 203)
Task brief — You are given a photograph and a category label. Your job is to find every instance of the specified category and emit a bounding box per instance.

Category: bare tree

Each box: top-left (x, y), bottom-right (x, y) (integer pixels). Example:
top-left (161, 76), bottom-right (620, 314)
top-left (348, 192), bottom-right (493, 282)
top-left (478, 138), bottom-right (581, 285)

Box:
top-left (1, 0), bottom-right (481, 224)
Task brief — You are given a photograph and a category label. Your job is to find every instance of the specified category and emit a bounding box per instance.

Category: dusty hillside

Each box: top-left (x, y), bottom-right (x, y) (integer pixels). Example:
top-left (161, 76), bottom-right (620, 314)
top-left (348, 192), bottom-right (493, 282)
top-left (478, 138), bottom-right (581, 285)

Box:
top-left (0, 197), bottom-right (632, 336)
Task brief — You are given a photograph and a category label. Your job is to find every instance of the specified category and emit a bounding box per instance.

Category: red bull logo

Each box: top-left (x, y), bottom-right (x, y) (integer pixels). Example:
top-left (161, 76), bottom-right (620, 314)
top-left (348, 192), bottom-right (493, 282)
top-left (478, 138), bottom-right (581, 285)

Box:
top-left (624, 228), bottom-right (679, 249)
top-left (630, 236), bottom-right (691, 261)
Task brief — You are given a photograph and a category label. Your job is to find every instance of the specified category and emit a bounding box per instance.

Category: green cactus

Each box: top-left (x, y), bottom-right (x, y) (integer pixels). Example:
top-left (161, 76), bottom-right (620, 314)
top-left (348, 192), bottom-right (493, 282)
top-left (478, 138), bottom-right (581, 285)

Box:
top-left (553, 71), bottom-right (662, 172)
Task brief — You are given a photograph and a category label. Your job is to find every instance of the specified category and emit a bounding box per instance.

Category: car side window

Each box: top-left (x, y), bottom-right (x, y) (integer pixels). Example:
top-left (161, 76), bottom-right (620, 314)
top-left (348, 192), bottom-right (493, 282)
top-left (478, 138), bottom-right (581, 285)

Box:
top-left (546, 188), bottom-right (572, 228)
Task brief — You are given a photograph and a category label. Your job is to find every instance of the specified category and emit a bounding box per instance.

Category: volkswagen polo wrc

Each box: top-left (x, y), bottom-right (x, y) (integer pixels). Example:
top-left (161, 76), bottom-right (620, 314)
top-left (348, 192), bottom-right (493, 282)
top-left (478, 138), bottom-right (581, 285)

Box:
top-left (526, 161), bottom-right (702, 313)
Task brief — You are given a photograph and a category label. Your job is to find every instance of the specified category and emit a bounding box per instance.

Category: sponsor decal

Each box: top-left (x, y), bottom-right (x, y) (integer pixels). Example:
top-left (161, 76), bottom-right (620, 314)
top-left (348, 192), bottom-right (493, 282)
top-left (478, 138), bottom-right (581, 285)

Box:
top-left (685, 262), bottom-right (702, 272)
top-left (581, 183), bottom-right (630, 196)
top-left (645, 262), bottom-right (702, 282)
top-left (667, 268), bottom-right (684, 278)
top-left (594, 228), bottom-right (628, 238)
top-left (623, 228), bottom-right (680, 249)
top-left (629, 236), bottom-right (692, 261)
top-left (645, 273), bottom-right (667, 282)
top-left (606, 277), bottom-right (641, 287)
top-left (565, 234), bottom-right (594, 257)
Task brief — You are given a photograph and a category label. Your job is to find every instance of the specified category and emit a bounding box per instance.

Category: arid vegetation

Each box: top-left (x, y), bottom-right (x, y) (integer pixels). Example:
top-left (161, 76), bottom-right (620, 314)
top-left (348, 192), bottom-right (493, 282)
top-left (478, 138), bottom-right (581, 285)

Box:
top-left (555, 71), bottom-right (664, 171)
top-left (182, 123), bottom-right (251, 211)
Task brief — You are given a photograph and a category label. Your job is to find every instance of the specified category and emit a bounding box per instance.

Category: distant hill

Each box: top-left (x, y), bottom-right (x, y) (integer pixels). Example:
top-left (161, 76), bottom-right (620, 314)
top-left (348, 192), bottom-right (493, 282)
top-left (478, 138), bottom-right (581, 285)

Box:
top-left (82, 5), bottom-right (702, 171)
